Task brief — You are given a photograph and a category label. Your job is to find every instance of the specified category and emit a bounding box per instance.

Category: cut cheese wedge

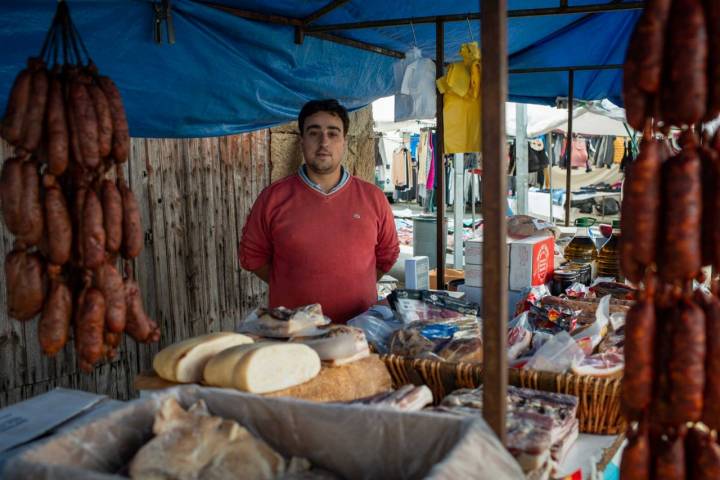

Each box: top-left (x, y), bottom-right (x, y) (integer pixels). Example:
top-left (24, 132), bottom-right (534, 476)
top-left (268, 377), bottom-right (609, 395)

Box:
top-left (153, 332), bottom-right (254, 383)
top-left (203, 342), bottom-right (321, 394)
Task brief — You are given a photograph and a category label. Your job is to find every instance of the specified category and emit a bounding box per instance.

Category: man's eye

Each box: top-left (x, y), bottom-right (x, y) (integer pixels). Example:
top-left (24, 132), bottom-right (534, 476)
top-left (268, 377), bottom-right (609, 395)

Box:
top-left (328, 132), bottom-right (339, 138)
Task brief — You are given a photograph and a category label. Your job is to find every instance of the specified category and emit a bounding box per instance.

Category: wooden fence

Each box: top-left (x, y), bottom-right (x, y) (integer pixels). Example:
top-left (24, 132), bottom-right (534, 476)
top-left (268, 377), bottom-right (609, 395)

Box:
top-left (0, 132), bottom-right (271, 407)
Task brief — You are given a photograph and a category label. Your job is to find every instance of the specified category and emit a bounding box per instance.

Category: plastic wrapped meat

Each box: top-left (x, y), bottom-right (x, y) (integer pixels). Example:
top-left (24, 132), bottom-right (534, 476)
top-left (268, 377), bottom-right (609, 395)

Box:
top-left (598, 325), bottom-right (625, 353)
top-left (441, 386), bottom-right (578, 445)
top-left (387, 289), bottom-right (480, 324)
top-left (434, 405), bottom-right (553, 472)
top-left (389, 317), bottom-right (482, 363)
top-left (507, 324), bottom-right (532, 360)
top-left (240, 304), bottom-right (330, 338)
top-left (348, 384), bottom-right (434, 411)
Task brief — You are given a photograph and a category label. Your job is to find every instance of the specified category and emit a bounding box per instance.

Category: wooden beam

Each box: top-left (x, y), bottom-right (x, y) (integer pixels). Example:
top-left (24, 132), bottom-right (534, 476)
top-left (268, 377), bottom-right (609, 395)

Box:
top-left (481, 0), bottom-right (509, 444)
top-left (305, 31), bottom-right (404, 58)
top-left (435, 20), bottom-right (446, 290)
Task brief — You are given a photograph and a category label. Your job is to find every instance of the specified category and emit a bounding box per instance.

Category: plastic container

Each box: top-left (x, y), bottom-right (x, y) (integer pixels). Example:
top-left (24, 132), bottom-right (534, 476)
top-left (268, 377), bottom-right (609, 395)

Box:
top-left (564, 217), bottom-right (598, 279)
top-left (597, 220), bottom-right (621, 281)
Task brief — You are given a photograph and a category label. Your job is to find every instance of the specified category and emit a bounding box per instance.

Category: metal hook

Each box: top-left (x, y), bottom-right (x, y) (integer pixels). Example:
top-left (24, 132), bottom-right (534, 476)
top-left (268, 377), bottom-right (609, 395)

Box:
top-left (466, 17), bottom-right (475, 42)
top-left (410, 20), bottom-right (417, 47)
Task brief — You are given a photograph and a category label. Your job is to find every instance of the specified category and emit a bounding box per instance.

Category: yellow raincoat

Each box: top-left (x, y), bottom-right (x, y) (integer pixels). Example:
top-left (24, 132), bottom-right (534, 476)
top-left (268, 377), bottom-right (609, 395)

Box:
top-left (436, 42), bottom-right (481, 154)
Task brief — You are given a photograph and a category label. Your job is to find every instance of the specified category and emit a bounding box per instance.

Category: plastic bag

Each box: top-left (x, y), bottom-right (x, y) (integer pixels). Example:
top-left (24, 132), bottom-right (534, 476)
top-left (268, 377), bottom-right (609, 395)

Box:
top-left (388, 289), bottom-right (480, 324)
top-left (507, 312), bottom-right (533, 361)
top-left (507, 215), bottom-right (559, 239)
top-left (524, 331), bottom-right (585, 373)
top-left (571, 296), bottom-right (611, 355)
top-left (394, 47), bottom-right (436, 121)
top-left (348, 306), bottom-right (404, 355)
top-left (238, 304), bottom-right (331, 338)
top-left (565, 282), bottom-right (589, 298)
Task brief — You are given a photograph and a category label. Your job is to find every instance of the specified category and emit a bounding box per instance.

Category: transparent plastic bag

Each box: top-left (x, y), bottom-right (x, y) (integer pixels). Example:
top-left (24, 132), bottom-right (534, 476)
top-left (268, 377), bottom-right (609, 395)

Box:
top-left (524, 331), bottom-right (585, 373)
top-left (347, 306), bottom-right (403, 355)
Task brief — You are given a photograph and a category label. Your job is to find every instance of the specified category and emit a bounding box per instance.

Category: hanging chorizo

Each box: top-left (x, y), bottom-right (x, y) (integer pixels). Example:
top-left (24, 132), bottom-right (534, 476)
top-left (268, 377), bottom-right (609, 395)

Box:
top-left (69, 80), bottom-right (100, 169)
top-left (667, 297), bottom-right (705, 423)
top-left (658, 132), bottom-right (702, 283)
top-left (98, 76), bottom-right (129, 164)
top-left (43, 175), bottom-right (72, 266)
top-left (629, 0), bottom-right (672, 95)
top-left (95, 262), bottom-right (126, 333)
top-left (124, 278), bottom-right (160, 343)
top-left (0, 157), bottom-right (23, 234)
top-left (87, 82), bottom-right (112, 158)
top-left (5, 249), bottom-right (46, 321)
top-left (661, 0), bottom-right (708, 126)
top-left (619, 423), bottom-right (650, 480)
top-left (655, 425), bottom-right (687, 480)
top-left (17, 161), bottom-right (44, 247)
top-left (38, 273), bottom-right (72, 356)
top-left (20, 65), bottom-right (48, 152)
top-left (1, 66), bottom-right (32, 145)
top-left (75, 287), bottom-right (105, 372)
top-left (696, 289), bottom-right (720, 430)
top-left (622, 289), bottom-right (655, 415)
top-left (120, 182), bottom-right (143, 259)
top-left (82, 189), bottom-right (105, 269)
top-left (101, 179), bottom-right (122, 253)
top-left (620, 125), bottom-right (660, 282)
top-left (45, 69), bottom-right (69, 176)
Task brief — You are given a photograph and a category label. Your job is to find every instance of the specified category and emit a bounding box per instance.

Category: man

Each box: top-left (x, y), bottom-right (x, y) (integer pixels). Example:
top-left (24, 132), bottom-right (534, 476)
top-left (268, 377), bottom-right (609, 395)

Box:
top-left (240, 99), bottom-right (400, 323)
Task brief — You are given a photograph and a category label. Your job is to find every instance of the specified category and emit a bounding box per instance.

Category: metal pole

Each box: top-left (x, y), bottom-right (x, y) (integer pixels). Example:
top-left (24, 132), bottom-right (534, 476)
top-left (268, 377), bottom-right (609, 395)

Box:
top-left (454, 154), bottom-right (464, 269)
top-left (436, 20), bottom-right (446, 289)
top-left (481, 0), bottom-right (508, 443)
top-left (549, 134), bottom-right (554, 223)
top-left (515, 103), bottom-right (528, 214)
top-left (565, 70), bottom-right (574, 227)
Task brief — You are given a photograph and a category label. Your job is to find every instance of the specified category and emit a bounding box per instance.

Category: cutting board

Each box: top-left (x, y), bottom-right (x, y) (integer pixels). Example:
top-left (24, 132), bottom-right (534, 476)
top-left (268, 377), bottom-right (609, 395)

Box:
top-left (134, 354), bottom-right (393, 403)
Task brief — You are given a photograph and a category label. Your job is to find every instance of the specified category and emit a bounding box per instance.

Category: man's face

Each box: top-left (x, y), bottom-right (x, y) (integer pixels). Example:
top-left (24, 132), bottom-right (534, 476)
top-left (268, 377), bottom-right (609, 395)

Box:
top-left (301, 111), bottom-right (346, 175)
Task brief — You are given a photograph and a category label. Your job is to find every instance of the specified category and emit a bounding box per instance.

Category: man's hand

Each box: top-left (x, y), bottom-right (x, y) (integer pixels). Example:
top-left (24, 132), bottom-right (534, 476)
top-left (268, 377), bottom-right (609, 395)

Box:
top-left (252, 264), bottom-right (270, 283)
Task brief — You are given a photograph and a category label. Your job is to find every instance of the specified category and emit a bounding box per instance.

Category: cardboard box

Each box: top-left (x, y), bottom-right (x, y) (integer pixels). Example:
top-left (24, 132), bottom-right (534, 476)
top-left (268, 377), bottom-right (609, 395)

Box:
top-left (458, 285), bottom-right (527, 319)
top-left (405, 256), bottom-right (430, 290)
top-left (3, 385), bottom-right (523, 480)
top-left (429, 268), bottom-right (465, 290)
top-left (464, 238), bottom-right (511, 266)
top-left (509, 234), bottom-right (555, 291)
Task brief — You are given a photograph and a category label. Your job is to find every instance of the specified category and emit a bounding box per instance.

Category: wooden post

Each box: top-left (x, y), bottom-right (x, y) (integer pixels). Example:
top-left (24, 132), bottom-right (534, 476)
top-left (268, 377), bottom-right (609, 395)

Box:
top-left (481, 0), bottom-right (508, 443)
top-left (435, 20), bottom-right (446, 288)
top-left (565, 69), bottom-right (574, 226)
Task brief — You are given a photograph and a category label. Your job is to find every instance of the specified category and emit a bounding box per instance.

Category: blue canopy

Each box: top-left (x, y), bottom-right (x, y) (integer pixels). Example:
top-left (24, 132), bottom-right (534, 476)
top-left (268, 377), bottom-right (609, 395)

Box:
top-left (0, 1), bottom-right (639, 138)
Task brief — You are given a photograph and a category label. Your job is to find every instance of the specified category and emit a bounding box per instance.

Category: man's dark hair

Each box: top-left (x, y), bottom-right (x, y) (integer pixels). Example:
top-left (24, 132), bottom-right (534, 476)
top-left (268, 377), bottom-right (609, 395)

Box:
top-left (298, 99), bottom-right (350, 136)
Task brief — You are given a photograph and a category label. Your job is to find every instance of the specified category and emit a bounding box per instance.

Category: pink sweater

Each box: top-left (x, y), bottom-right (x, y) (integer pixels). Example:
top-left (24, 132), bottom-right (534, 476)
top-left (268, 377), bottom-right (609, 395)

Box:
top-left (240, 174), bottom-right (399, 323)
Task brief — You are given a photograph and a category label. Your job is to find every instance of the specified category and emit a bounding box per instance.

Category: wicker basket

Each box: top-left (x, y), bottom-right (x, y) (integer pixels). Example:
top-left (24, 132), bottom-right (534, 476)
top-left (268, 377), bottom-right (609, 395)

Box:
top-left (380, 354), bottom-right (625, 435)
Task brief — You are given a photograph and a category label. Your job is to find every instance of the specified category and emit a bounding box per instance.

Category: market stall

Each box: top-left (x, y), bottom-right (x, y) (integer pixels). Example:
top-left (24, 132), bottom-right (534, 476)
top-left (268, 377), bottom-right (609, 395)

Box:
top-left (3, 0), bottom-right (706, 479)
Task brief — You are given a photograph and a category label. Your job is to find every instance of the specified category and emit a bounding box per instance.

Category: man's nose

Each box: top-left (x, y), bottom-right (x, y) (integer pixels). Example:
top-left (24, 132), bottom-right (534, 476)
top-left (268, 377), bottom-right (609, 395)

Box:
top-left (320, 132), bottom-right (331, 146)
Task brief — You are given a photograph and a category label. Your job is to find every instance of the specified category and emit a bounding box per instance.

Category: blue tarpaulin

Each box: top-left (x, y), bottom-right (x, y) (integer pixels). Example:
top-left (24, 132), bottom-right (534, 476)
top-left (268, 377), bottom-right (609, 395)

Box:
top-left (0, 1), bottom-right (639, 138)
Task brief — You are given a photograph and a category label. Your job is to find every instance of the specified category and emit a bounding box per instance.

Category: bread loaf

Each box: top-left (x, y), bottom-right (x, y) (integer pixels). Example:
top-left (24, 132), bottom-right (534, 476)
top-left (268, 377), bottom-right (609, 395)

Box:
top-left (153, 332), bottom-right (254, 383)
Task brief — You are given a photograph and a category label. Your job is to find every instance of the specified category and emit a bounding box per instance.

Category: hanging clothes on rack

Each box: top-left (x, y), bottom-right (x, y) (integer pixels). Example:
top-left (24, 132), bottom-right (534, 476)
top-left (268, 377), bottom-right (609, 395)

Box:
top-left (436, 42), bottom-right (481, 154)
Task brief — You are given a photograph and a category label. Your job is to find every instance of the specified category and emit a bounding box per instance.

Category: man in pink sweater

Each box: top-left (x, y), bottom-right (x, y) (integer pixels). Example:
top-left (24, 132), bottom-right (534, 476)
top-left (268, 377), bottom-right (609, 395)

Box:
top-left (240, 100), bottom-right (400, 323)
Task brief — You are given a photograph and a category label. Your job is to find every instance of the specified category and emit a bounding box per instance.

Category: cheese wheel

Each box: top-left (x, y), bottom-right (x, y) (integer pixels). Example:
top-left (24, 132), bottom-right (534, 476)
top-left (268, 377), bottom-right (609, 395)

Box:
top-left (203, 343), bottom-right (266, 388)
top-left (203, 342), bottom-right (321, 394)
top-left (153, 332), bottom-right (254, 383)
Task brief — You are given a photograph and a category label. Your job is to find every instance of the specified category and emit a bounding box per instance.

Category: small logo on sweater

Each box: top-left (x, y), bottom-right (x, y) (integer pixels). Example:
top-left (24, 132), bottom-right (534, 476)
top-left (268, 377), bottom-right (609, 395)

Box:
top-left (352, 213), bottom-right (361, 219)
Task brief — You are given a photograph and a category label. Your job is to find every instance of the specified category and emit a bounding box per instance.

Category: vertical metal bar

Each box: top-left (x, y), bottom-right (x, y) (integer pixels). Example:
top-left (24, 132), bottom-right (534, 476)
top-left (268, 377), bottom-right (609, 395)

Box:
top-left (436, 20), bottom-right (446, 288)
top-left (481, 0), bottom-right (508, 443)
top-left (565, 70), bottom-right (574, 226)
top-left (454, 153), bottom-right (464, 269)
top-left (515, 103), bottom-right (528, 214)
top-left (549, 134), bottom-right (554, 223)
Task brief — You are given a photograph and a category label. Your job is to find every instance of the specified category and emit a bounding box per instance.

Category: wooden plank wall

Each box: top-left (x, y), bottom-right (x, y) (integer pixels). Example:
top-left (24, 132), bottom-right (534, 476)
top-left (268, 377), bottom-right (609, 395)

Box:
top-left (0, 132), bottom-right (270, 407)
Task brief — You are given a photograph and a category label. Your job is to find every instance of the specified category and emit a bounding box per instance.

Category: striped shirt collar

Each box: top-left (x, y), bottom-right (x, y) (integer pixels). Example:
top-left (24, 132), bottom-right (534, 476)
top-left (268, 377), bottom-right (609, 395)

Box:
top-left (298, 165), bottom-right (350, 195)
